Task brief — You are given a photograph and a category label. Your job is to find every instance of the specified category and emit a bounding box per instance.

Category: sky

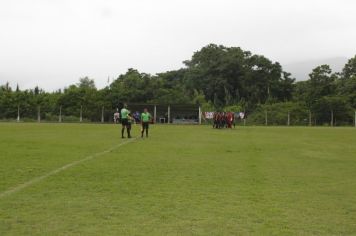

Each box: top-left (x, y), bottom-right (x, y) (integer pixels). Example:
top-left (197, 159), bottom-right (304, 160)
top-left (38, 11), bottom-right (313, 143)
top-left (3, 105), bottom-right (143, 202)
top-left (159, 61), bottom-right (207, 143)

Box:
top-left (1, 0), bottom-right (355, 91)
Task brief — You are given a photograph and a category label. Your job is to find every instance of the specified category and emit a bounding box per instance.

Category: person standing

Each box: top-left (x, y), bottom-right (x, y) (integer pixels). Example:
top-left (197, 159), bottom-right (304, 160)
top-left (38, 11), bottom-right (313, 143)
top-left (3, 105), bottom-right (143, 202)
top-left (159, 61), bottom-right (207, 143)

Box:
top-left (113, 108), bottom-right (120, 124)
top-left (120, 104), bottom-right (131, 138)
top-left (141, 108), bottom-right (151, 138)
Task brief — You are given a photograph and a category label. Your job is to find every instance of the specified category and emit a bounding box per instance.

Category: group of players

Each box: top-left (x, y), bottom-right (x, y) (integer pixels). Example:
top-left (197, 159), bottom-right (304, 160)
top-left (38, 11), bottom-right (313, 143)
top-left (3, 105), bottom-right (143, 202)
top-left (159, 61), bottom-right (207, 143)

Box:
top-left (114, 105), bottom-right (241, 136)
top-left (114, 104), bottom-right (152, 139)
top-left (213, 112), bottom-right (236, 129)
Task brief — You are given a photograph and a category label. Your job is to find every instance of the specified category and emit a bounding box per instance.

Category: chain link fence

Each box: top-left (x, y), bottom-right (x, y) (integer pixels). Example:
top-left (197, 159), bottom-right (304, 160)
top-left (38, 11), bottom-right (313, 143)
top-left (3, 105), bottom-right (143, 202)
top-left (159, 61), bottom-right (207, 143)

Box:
top-left (1, 103), bottom-right (201, 124)
top-left (1, 103), bottom-right (355, 127)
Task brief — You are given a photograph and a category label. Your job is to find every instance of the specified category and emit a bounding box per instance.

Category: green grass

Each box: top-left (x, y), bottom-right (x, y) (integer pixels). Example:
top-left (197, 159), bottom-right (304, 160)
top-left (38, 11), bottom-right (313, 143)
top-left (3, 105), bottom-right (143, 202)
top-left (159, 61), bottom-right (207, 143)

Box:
top-left (0, 123), bottom-right (356, 235)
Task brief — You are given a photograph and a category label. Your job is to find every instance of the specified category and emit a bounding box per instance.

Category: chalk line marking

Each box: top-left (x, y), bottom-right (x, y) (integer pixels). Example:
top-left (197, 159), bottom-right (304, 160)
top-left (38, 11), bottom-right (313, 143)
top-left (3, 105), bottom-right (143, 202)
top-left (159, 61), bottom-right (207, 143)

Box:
top-left (0, 138), bottom-right (137, 199)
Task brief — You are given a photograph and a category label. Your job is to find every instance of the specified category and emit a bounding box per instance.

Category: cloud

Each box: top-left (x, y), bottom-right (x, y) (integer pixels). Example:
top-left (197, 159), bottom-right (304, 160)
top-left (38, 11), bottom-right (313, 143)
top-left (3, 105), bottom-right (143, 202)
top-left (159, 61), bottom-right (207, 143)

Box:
top-left (0, 0), bottom-right (355, 91)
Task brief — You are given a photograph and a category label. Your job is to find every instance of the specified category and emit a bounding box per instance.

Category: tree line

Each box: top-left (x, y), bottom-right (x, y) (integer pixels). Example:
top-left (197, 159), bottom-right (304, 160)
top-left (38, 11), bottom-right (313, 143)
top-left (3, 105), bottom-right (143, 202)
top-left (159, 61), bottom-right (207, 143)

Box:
top-left (1, 44), bottom-right (355, 125)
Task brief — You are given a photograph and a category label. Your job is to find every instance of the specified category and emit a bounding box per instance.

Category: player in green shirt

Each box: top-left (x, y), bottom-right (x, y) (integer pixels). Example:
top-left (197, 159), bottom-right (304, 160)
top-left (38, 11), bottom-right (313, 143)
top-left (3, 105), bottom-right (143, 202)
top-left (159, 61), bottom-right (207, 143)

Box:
top-left (141, 108), bottom-right (152, 138)
top-left (120, 104), bottom-right (132, 138)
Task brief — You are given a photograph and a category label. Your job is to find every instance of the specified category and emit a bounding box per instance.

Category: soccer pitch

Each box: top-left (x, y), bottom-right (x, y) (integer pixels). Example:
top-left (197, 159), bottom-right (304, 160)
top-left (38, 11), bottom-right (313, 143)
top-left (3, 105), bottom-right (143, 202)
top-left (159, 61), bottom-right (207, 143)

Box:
top-left (0, 123), bottom-right (356, 235)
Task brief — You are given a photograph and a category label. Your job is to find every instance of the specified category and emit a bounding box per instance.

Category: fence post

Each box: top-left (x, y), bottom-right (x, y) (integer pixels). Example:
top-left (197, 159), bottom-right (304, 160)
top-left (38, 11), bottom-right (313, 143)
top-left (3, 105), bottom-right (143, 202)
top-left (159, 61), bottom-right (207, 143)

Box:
top-left (80, 105), bottom-right (83, 122)
top-left (167, 105), bottom-right (171, 124)
top-left (330, 110), bottom-right (334, 127)
top-left (265, 110), bottom-right (268, 126)
top-left (17, 105), bottom-right (20, 122)
top-left (309, 110), bottom-right (312, 126)
top-left (101, 106), bottom-right (104, 123)
top-left (287, 111), bottom-right (290, 126)
top-left (154, 105), bottom-right (157, 123)
top-left (59, 106), bottom-right (62, 123)
top-left (198, 106), bottom-right (202, 125)
top-left (244, 109), bottom-right (246, 126)
top-left (354, 111), bottom-right (356, 128)
top-left (37, 106), bottom-right (41, 123)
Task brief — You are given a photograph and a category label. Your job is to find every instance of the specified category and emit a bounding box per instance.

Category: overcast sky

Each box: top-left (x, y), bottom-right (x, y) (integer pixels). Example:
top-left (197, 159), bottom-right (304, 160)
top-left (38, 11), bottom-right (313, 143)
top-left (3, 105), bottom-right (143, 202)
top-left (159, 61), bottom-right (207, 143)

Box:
top-left (1, 0), bottom-right (355, 91)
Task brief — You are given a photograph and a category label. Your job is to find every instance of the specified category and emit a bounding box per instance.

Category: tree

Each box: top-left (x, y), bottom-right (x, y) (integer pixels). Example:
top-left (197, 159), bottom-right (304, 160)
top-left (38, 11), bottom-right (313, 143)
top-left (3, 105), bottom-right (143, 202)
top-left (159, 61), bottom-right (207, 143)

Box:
top-left (307, 65), bottom-right (337, 106)
top-left (77, 77), bottom-right (96, 89)
top-left (110, 69), bottom-right (153, 104)
top-left (183, 44), bottom-right (294, 108)
top-left (337, 75), bottom-right (356, 108)
top-left (342, 55), bottom-right (356, 79)
top-left (1, 44), bottom-right (355, 125)
top-left (312, 96), bottom-right (352, 125)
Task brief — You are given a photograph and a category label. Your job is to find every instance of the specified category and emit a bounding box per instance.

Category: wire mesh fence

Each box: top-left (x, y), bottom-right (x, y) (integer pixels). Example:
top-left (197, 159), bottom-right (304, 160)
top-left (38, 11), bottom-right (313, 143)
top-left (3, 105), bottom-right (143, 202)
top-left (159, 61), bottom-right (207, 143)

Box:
top-left (1, 105), bottom-right (117, 123)
top-left (202, 109), bottom-right (356, 127)
top-left (1, 103), bottom-right (355, 127)
top-left (1, 103), bottom-right (201, 124)
top-left (127, 103), bottom-right (200, 124)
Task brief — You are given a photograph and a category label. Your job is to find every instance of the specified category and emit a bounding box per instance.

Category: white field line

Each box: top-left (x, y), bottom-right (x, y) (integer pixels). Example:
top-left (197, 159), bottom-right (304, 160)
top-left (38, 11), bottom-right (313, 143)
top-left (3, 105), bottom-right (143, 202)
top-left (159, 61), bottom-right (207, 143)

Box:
top-left (0, 138), bottom-right (136, 199)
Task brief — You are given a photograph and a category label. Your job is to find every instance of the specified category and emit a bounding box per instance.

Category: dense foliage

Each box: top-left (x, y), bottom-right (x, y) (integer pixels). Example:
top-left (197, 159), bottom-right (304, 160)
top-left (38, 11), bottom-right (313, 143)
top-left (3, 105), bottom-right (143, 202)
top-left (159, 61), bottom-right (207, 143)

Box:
top-left (1, 44), bottom-right (355, 125)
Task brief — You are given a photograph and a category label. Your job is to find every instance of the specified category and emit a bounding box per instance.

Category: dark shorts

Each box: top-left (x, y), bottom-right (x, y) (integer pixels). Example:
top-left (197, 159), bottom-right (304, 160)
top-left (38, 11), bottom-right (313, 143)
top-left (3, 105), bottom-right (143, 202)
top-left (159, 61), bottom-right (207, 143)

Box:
top-left (142, 122), bottom-right (149, 130)
top-left (121, 118), bottom-right (129, 126)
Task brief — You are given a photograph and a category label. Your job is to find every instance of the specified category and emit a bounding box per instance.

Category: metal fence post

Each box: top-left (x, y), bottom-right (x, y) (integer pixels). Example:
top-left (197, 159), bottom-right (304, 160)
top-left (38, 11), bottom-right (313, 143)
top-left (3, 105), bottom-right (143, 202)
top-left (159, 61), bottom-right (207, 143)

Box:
top-left (330, 110), bottom-right (334, 127)
top-left (59, 106), bottom-right (62, 123)
top-left (17, 105), bottom-right (20, 122)
top-left (265, 110), bottom-right (268, 126)
top-left (198, 106), bottom-right (202, 125)
top-left (287, 111), bottom-right (290, 126)
top-left (244, 109), bottom-right (246, 126)
top-left (154, 105), bottom-right (157, 123)
top-left (167, 105), bottom-right (171, 124)
top-left (101, 106), bottom-right (104, 123)
top-left (37, 106), bottom-right (41, 123)
top-left (309, 110), bottom-right (312, 126)
top-left (80, 105), bottom-right (83, 122)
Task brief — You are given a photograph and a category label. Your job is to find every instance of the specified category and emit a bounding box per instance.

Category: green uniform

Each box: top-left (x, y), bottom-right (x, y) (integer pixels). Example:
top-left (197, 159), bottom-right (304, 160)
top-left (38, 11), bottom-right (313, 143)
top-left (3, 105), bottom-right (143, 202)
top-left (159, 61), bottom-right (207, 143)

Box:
top-left (141, 112), bottom-right (151, 122)
top-left (121, 108), bottom-right (130, 119)
top-left (141, 112), bottom-right (151, 138)
top-left (120, 108), bottom-right (131, 138)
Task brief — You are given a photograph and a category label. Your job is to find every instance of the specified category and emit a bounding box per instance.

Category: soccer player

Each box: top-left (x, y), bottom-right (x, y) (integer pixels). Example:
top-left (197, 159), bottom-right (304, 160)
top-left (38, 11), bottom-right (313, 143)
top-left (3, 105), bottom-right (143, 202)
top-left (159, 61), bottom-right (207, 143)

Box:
top-left (120, 104), bottom-right (131, 138)
top-left (141, 108), bottom-right (151, 138)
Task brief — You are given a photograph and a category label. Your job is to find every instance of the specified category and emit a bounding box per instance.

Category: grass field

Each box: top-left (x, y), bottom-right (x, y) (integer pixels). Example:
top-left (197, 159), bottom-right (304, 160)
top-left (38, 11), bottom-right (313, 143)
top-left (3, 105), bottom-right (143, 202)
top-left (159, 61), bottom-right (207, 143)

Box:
top-left (0, 123), bottom-right (356, 235)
